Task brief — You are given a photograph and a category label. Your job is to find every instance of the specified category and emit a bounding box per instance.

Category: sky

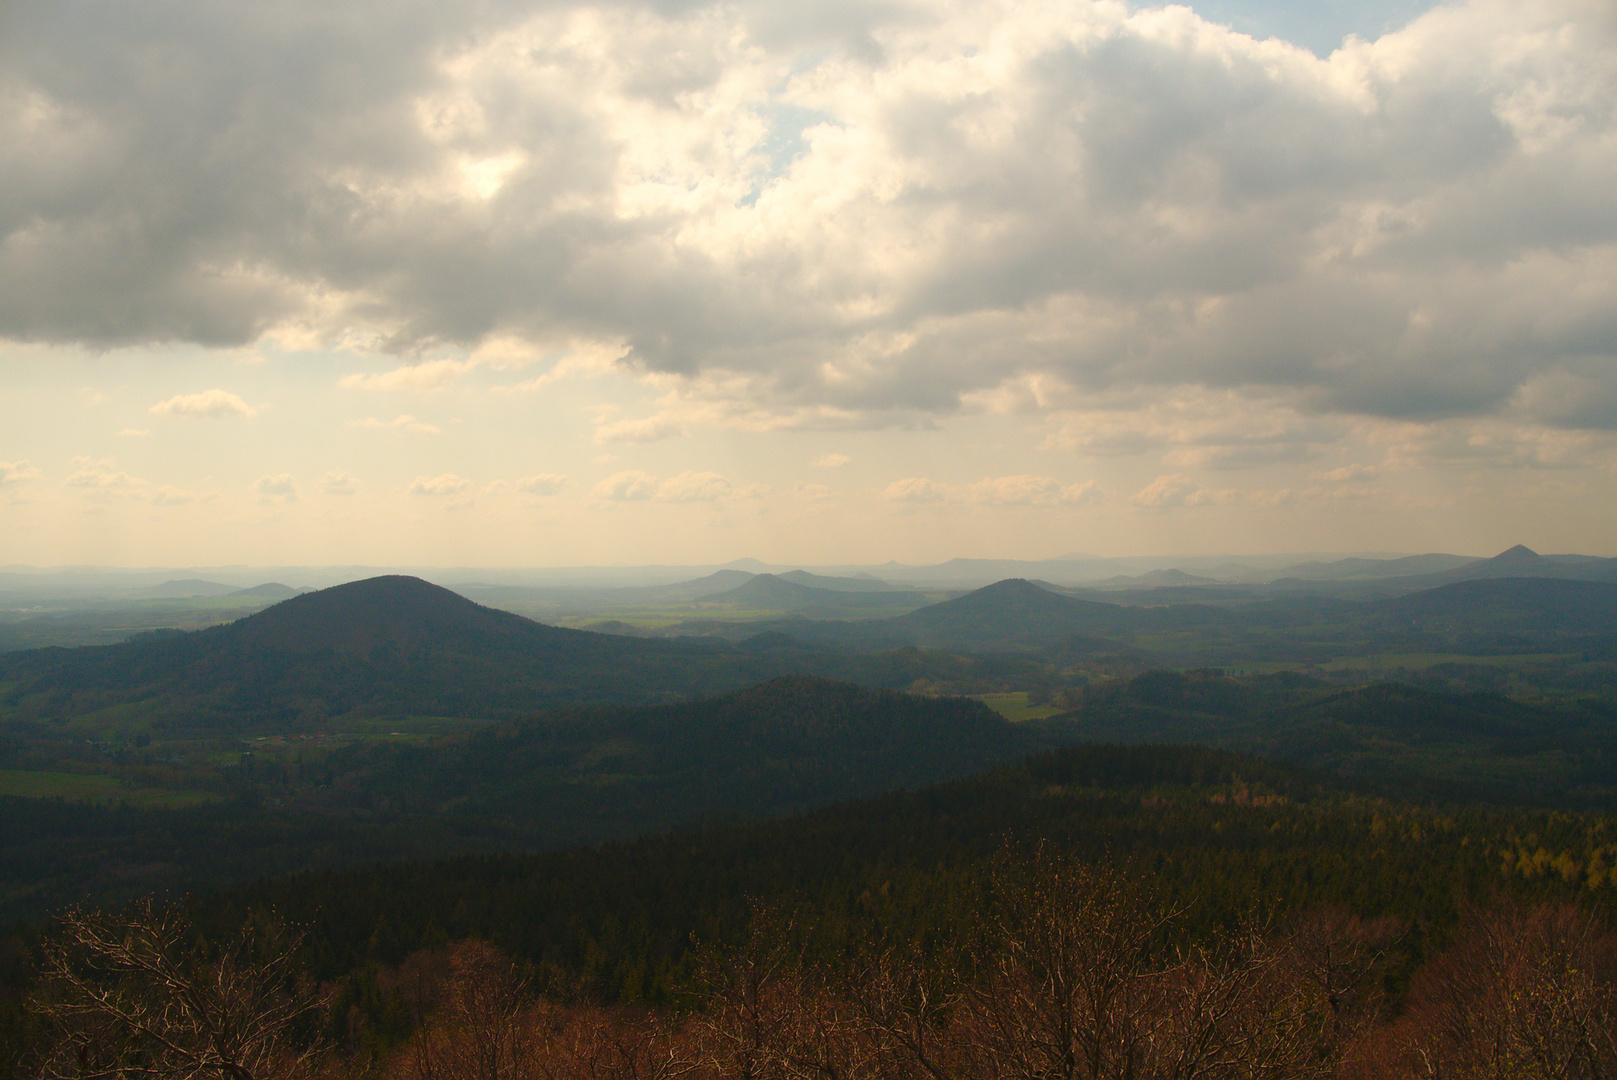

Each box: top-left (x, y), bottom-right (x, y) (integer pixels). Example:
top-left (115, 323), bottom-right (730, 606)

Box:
top-left (2, 0), bottom-right (1615, 568)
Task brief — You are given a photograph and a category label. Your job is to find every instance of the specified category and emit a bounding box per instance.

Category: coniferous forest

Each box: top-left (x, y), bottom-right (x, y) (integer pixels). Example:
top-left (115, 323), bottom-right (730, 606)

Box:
top-left (2, 569), bottom-right (1616, 1078)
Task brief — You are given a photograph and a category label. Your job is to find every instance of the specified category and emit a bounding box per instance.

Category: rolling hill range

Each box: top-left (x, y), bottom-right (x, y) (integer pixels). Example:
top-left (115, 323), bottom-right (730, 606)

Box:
top-left (1042, 668), bottom-right (1617, 806)
top-left (659, 573), bottom-right (1617, 668)
top-left (693, 573), bottom-right (923, 615)
top-left (0, 675), bottom-right (1042, 920)
top-left (0, 576), bottom-right (801, 732)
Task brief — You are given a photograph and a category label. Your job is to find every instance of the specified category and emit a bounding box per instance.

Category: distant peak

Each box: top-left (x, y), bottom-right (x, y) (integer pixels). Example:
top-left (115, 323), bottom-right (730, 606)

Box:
top-left (1491, 544), bottom-right (1541, 561)
top-left (980, 577), bottom-right (1047, 593)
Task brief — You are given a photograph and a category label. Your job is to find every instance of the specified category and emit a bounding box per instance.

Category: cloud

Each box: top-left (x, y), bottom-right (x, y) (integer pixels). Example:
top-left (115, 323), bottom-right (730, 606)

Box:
top-left (0, 460), bottom-right (42, 486)
top-left (339, 360), bottom-right (477, 393)
top-left (1164, 442), bottom-right (1319, 472)
top-left (882, 478), bottom-right (946, 503)
top-left (149, 484), bottom-right (208, 505)
top-left (319, 471), bottom-right (358, 495)
top-left (656, 471), bottom-right (732, 502)
top-left (1130, 475), bottom-right (1239, 509)
top-left (409, 473), bottom-right (473, 496)
top-left (516, 473), bottom-right (567, 496)
top-left (592, 471), bottom-right (660, 502)
top-left (1310, 464), bottom-right (1380, 484)
top-left (593, 416), bottom-right (684, 444)
top-left (1058, 480), bottom-right (1102, 506)
top-left (3, 0), bottom-right (1613, 436)
top-left (796, 482), bottom-right (835, 501)
top-left (349, 414), bottom-right (442, 434)
top-left (65, 458), bottom-right (140, 489)
top-left (588, 469), bottom-right (738, 502)
top-left (253, 473), bottom-right (297, 501)
top-left (150, 390), bottom-right (256, 419)
top-left (812, 454), bottom-right (851, 468)
top-left (968, 475), bottom-right (1101, 507)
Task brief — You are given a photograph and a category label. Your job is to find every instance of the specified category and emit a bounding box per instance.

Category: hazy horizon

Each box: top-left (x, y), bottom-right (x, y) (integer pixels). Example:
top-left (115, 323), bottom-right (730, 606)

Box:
top-left (5, 0), bottom-right (1614, 567)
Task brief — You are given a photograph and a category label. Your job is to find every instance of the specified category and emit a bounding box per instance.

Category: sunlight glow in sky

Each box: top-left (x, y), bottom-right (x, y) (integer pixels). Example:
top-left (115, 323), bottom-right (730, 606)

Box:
top-left (3, 0), bottom-right (1615, 566)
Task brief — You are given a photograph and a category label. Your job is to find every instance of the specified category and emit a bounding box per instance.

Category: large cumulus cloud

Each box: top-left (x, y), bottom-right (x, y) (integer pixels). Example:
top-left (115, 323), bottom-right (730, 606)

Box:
top-left (2, 0), bottom-right (1614, 428)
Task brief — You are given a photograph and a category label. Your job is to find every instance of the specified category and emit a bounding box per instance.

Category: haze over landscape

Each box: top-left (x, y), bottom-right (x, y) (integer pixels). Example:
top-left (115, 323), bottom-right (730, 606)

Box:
top-left (4, 1), bottom-right (1617, 1076)
top-left (4, 0), bottom-right (1615, 567)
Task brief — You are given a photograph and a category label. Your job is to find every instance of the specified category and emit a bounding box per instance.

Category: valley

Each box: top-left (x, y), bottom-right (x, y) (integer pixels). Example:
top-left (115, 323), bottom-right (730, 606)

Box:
top-left (2, 548), bottom-right (1616, 1078)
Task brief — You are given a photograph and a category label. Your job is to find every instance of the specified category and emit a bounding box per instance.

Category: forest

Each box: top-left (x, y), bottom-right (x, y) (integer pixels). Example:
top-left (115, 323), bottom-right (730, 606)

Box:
top-left (2, 560), bottom-right (1616, 1078)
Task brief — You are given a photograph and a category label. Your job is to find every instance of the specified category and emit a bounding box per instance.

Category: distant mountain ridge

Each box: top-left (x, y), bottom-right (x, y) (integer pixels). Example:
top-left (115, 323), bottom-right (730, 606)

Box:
top-left (0, 576), bottom-right (792, 729)
top-left (697, 573), bottom-right (922, 613)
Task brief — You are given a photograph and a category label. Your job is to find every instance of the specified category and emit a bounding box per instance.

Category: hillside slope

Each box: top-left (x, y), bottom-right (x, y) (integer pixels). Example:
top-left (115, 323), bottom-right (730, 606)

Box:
top-left (0, 675), bottom-right (1040, 919)
top-left (0, 576), bottom-right (791, 730)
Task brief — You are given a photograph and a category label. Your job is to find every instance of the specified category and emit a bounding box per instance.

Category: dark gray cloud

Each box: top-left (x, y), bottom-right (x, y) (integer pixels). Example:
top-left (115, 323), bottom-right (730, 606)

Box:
top-left (2, 0), bottom-right (1613, 431)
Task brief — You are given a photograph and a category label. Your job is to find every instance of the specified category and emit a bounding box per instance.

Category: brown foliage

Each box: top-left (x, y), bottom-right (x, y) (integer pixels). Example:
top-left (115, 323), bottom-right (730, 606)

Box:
top-left (29, 902), bottom-right (323, 1080)
top-left (390, 941), bottom-right (692, 1080)
top-left (1368, 902), bottom-right (1617, 1080)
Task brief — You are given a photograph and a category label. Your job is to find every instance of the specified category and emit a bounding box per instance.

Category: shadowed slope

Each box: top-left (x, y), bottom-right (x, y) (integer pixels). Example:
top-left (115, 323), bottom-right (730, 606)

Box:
top-left (0, 576), bottom-right (788, 730)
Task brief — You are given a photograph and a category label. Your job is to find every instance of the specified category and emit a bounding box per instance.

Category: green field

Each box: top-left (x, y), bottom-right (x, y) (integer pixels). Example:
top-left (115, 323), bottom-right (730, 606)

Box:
top-left (973, 691), bottom-right (1062, 722)
top-left (1230, 652), bottom-right (1579, 675)
top-left (0, 769), bottom-right (217, 808)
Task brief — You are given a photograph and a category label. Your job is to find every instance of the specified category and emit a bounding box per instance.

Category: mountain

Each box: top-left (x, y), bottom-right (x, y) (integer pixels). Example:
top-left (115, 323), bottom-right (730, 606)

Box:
top-left (1043, 668), bottom-right (1617, 805)
top-left (1093, 568), bottom-right (1220, 589)
top-left (0, 576), bottom-right (792, 732)
top-left (137, 578), bottom-right (239, 598)
top-left (1276, 553), bottom-right (1477, 581)
top-left (1371, 577), bottom-right (1617, 648)
top-left (658, 577), bottom-right (1238, 651)
top-left (229, 582), bottom-right (303, 599)
top-left (0, 676), bottom-right (1044, 918)
top-left (696, 573), bottom-right (923, 614)
top-left (890, 578), bottom-right (1132, 647)
top-left (777, 569), bottom-right (901, 592)
top-left (1362, 546), bottom-right (1617, 590)
top-left (341, 675), bottom-right (1040, 838)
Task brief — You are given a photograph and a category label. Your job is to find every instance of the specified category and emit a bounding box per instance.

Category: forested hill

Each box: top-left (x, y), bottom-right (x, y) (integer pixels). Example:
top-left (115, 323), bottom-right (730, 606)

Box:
top-left (0, 676), bottom-right (1042, 920)
top-left (310, 674), bottom-right (1041, 833)
top-left (192, 739), bottom-right (1617, 1010)
top-left (0, 576), bottom-right (797, 729)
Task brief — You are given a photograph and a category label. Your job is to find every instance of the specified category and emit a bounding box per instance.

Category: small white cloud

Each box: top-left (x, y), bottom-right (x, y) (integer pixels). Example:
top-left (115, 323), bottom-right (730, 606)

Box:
top-left (1059, 480), bottom-right (1103, 506)
top-left (65, 459), bottom-right (140, 489)
top-left (148, 485), bottom-right (205, 505)
top-left (319, 471), bottom-right (358, 495)
top-left (0, 460), bottom-right (42, 486)
top-left (1130, 475), bottom-right (1237, 509)
top-left (517, 473), bottom-right (568, 496)
top-left (812, 453), bottom-right (851, 468)
top-left (591, 470), bottom-right (660, 502)
top-left (966, 475), bottom-right (1104, 507)
top-left (657, 471), bottom-right (732, 502)
top-left (150, 389), bottom-right (257, 419)
top-left (339, 359), bottom-right (475, 393)
top-left (969, 475), bottom-right (1059, 506)
top-left (594, 416), bottom-right (684, 444)
top-left (117, 428), bottom-right (151, 438)
top-left (254, 474), bottom-right (298, 501)
top-left (349, 414), bottom-right (441, 435)
top-left (1310, 464), bottom-right (1380, 483)
top-left (796, 482), bottom-right (835, 501)
top-left (409, 473), bottom-right (473, 496)
top-left (883, 477), bottom-right (946, 503)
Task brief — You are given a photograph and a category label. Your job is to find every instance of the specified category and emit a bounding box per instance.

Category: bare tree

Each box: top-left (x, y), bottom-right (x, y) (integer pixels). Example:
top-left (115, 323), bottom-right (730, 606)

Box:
top-left (30, 901), bottom-right (324, 1080)
top-left (1390, 902), bottom-right (1617, 1080)
top-left (401, 942), bottom-right (538, 1080)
